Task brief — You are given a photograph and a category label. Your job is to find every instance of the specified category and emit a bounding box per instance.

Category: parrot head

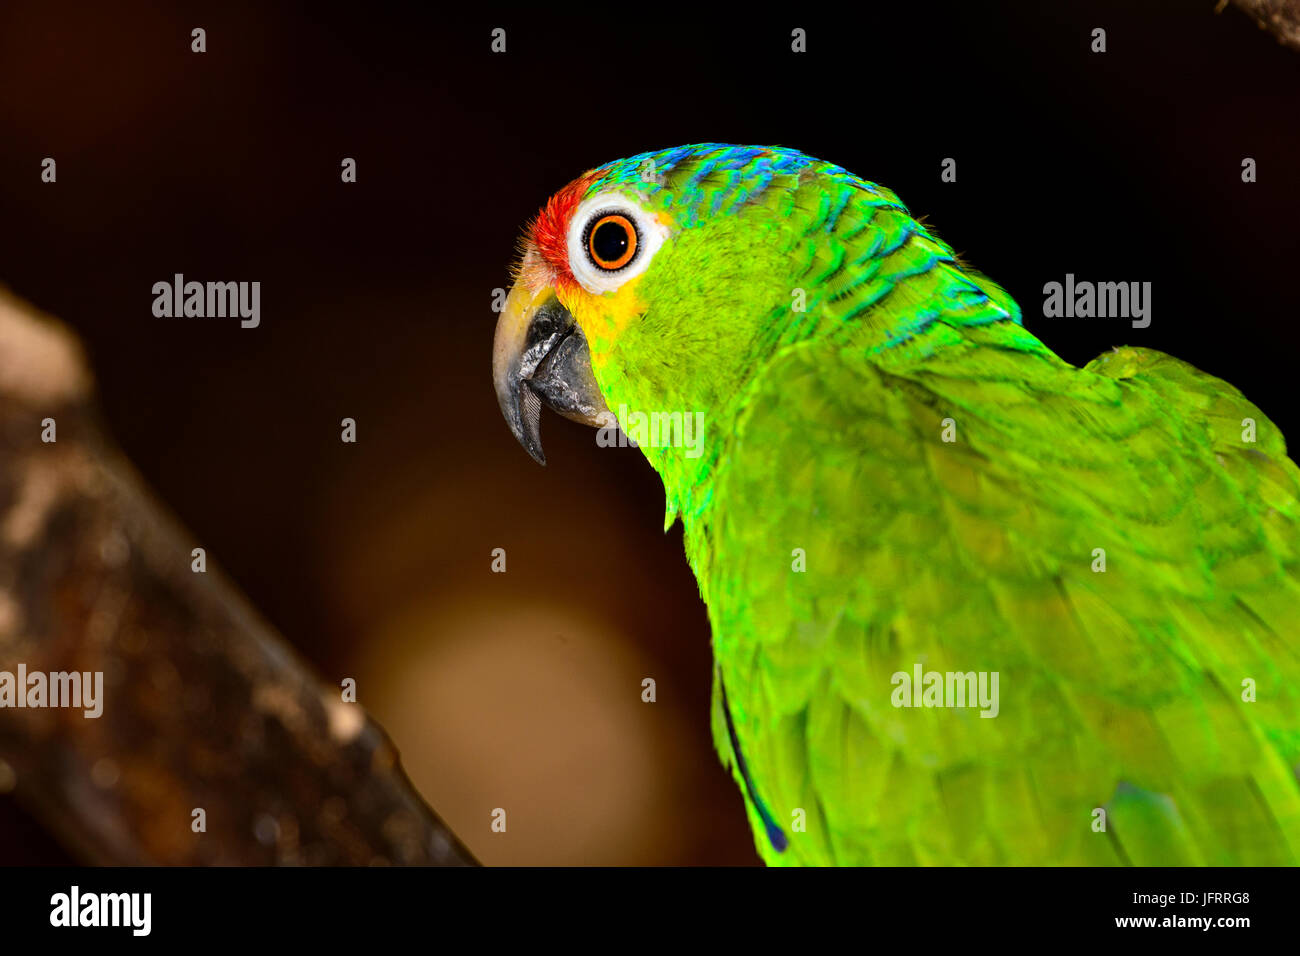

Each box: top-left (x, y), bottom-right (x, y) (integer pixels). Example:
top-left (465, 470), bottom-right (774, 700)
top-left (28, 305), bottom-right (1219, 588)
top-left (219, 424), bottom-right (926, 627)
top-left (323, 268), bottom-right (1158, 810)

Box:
top-left (493, 144), bottom-right (1017, 491)
top-left (494, 144), bottom-right (851, 468)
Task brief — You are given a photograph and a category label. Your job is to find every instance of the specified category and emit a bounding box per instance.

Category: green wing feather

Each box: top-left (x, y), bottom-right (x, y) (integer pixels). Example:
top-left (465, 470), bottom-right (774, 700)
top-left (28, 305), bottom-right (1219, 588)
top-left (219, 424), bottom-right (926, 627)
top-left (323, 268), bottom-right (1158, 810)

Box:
top-left (707, 335), bottom-right (1300, 866)
top-left (564, 146), bottom-right (1300, 866)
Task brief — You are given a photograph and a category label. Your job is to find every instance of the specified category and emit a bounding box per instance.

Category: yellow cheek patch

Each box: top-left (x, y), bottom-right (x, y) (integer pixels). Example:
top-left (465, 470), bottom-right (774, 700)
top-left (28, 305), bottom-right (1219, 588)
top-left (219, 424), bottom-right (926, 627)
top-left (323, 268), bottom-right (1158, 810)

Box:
top-left (561, 273), bottom-right (648, 362)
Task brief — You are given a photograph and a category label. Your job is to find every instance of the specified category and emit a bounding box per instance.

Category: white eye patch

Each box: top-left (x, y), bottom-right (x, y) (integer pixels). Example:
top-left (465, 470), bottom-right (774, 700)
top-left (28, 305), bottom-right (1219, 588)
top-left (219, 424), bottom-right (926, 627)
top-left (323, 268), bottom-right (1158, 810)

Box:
top-left (565, 191), bottom-right (670, 295)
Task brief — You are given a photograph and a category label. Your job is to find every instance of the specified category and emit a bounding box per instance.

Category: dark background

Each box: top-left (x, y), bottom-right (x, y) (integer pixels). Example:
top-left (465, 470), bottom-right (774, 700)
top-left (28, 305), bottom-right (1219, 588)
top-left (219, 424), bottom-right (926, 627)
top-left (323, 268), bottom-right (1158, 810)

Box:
top-left (0, 0), bottom-right (1296, 865)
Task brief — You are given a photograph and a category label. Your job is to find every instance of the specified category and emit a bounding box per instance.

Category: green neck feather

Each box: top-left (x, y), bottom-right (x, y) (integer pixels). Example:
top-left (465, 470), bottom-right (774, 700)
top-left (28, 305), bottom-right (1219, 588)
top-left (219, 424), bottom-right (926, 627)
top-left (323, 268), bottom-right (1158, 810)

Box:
top-left (586, 171), bottom-right (1059, 588)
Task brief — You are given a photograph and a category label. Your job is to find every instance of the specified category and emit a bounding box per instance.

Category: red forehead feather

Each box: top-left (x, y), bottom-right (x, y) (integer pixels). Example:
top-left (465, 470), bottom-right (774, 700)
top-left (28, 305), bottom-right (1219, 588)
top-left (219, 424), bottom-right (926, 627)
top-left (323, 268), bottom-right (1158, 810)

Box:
top-left (529, 170), bottom-right (602, 279)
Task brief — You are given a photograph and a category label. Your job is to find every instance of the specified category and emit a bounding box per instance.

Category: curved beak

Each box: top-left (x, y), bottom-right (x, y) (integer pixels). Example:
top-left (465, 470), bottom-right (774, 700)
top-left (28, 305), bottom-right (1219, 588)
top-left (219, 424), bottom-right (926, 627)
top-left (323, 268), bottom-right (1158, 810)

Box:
top-left (492, 281), bottom-right (611, 465)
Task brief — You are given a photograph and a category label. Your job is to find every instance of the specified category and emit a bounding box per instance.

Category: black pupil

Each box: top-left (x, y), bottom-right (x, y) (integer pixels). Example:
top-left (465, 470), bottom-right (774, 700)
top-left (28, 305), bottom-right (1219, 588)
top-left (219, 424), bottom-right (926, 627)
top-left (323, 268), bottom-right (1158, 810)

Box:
top-left (592, 219), bottom-right (630, 265)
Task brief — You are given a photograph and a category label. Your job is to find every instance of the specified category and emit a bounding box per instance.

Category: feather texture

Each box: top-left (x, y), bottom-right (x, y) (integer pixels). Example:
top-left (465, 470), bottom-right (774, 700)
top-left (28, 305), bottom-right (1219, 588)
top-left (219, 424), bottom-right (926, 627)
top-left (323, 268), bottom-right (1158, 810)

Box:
top-left (534, 144), bottom-right (1300, 865)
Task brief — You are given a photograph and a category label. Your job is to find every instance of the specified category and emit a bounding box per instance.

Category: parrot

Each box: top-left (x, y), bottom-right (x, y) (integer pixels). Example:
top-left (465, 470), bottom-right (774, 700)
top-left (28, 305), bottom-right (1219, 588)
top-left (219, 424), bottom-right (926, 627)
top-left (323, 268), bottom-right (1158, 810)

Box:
top-left (491, 143), bottom-right (1300, 866)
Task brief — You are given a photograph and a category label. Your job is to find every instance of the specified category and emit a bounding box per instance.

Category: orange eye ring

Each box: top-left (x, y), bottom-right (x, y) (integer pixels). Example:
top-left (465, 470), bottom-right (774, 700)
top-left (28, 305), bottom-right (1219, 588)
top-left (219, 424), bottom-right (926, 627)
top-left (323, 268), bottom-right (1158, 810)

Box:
top-left (586, 214), bottom-right (638, 271)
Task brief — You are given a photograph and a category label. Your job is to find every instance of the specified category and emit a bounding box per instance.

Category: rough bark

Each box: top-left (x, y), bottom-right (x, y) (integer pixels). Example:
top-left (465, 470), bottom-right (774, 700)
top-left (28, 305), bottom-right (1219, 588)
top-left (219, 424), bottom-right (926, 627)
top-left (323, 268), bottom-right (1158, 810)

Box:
top-left (0, 289), bottom-right (475, 865)
top-left (1227, 0), bottom-right (1300, 50)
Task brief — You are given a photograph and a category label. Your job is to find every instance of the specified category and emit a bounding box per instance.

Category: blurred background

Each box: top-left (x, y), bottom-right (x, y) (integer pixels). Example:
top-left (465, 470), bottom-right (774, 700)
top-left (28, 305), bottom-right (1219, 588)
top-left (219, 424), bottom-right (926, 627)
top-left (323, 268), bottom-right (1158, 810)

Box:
top-left (0, 0), bottom-right (1296, 865)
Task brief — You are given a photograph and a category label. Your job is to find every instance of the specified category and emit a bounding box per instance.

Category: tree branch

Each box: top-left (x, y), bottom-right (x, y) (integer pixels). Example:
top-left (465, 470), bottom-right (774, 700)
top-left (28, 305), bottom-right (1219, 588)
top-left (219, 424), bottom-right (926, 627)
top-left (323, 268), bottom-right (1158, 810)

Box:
top-left (0, 289), bottom-right (476, 865)
top-left (1227, 0), bottom-right (1300, 51)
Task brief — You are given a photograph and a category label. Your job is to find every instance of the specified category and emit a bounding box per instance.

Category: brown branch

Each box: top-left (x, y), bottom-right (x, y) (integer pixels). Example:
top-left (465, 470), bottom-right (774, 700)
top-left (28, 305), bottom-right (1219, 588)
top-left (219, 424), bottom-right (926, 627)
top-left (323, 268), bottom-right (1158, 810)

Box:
top-left (1226, 0), bottom-right (1300, 50)
top-left (0, 289), bottom-right (476, 865)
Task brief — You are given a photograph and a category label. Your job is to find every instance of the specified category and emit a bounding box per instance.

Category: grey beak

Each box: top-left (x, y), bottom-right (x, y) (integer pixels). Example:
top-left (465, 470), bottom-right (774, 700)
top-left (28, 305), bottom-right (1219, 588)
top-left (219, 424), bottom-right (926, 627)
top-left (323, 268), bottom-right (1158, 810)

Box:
top-left (492, 285), bottom-right (611, 465)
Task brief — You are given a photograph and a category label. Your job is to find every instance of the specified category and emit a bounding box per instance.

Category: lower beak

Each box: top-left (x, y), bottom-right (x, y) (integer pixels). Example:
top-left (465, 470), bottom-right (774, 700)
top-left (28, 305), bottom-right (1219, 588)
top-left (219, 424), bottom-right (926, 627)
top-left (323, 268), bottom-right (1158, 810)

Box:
top-left (492, 282), bottom-right (611, 465)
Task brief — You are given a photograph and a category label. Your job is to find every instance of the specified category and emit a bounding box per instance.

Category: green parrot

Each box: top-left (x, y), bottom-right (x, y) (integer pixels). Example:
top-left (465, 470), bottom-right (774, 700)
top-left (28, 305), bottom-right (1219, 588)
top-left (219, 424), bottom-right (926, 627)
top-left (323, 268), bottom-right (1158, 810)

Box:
top-left (492, 144), bottom-right (1300, 866)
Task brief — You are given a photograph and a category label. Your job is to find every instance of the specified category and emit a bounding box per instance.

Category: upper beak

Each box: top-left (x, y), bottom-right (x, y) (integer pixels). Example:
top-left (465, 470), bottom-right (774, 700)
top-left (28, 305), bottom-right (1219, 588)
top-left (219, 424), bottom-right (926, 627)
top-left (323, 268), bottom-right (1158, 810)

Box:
top-left (492, 281), bottom-right (611, 465)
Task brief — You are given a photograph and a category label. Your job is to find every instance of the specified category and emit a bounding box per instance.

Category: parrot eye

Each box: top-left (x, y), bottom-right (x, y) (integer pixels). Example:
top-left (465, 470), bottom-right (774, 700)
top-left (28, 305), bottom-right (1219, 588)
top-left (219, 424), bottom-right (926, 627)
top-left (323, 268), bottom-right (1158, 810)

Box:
top-left (565, 191), bottom-right (670, 295)
top-left (586, 214), bottom-right (639, 271)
